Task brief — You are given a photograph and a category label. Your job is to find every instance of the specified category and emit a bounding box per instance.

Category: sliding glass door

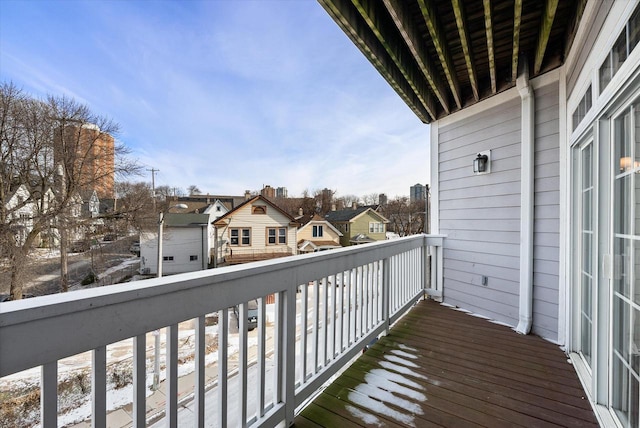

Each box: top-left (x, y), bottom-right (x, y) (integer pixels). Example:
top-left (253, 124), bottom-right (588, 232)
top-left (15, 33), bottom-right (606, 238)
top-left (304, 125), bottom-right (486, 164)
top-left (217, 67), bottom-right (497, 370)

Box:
top-left (611, 99), bottom-right (640, 427)
top-left (575, 137), bottom-right (596, 370)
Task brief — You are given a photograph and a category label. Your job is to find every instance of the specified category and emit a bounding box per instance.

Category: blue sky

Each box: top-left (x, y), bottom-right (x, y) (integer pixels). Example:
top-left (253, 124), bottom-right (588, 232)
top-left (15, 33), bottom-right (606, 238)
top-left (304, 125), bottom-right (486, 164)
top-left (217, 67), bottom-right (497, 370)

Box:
top-left (0, 0), bottom-right (429, 199)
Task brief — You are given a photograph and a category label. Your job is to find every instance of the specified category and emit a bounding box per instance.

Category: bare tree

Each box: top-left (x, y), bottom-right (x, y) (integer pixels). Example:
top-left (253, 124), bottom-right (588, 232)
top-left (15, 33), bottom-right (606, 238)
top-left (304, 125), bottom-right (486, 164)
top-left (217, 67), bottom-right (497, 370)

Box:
top-left (187, 184), bottom-right (201, 195)
top-left (362, 193), bottom-right (380, 206)
top-left (335, 194), bottom-right (358, 210)
top-left (0, 83), bottom-right (141, 298)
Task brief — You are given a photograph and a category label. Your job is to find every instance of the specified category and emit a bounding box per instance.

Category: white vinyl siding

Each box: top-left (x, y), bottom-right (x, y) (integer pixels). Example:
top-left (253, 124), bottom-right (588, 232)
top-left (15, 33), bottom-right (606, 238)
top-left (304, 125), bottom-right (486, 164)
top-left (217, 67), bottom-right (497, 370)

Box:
top-left (218, 201), bottom-right (297, 259)
top-left (438, 96), bottom-right (522, 326)
top-left (533, 82), bottom-right (561, 341)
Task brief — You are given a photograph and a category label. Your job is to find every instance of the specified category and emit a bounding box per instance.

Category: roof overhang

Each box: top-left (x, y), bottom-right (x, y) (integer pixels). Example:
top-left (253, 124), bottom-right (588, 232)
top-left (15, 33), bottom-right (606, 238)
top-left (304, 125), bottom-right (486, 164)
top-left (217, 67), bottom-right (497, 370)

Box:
top-left (319, 0), bottom-right (585, 123)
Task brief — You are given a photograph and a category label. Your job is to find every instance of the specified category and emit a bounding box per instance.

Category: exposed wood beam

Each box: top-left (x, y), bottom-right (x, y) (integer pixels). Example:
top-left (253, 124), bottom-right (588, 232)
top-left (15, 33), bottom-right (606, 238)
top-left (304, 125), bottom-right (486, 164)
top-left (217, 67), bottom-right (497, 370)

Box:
top-left (483, 0), bottom-right (496, 94)
top-left (318, 0), bottom-right (433, 123)
top-left (534, 0), bottom-right (559, 75)
top-left (383, 0), bottom-right (450, 113)
top-left (416, 0), bottom-right (463, 109)
top-left (451, 0), bottom-right (479, 101)
top-left (511, 0), bottom-right (522, 82)
top-left (351, 0), bottom-right (438, 120)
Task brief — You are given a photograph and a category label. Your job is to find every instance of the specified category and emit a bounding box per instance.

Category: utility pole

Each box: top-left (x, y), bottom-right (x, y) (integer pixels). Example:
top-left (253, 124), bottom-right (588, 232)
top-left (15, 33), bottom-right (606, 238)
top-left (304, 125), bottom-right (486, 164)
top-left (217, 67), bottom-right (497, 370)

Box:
top-left (147, 168), bottom-right (159, 212)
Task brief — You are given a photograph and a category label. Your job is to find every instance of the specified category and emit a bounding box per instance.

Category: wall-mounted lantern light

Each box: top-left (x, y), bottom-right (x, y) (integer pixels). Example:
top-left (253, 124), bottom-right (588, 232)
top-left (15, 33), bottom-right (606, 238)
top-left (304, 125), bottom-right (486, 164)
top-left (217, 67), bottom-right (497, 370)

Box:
top-left (473, 150), bottom-right (491, 175)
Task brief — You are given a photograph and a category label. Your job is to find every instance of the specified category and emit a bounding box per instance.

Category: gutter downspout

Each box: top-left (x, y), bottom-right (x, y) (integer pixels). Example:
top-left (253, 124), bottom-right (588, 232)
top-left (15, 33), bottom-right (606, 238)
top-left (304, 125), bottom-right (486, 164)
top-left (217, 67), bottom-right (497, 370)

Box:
top-left (516, 59), bottom-right (535, 335)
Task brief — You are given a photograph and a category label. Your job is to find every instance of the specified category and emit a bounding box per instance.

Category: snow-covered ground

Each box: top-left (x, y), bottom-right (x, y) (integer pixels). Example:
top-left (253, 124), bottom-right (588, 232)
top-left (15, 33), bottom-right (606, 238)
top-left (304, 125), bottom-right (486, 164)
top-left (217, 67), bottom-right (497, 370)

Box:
top-left (0, 305), bottom-right (276, 428)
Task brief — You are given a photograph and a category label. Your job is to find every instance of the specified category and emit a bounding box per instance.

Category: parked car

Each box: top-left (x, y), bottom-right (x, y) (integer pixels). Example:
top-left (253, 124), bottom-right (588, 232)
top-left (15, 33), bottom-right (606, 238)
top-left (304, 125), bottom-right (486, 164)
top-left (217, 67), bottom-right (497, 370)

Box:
top-left (234, 299), bottom-right (259, 331)
top-left (130, 242), bottom-right (140, 256)
top-left (69, 240), bottom-right (90, 253)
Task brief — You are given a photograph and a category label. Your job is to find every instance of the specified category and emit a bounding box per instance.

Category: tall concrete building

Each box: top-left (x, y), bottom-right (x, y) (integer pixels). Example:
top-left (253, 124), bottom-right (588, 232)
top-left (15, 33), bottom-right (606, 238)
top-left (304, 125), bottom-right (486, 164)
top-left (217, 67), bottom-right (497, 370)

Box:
top-left (54, 123), bottom-right (115, 199)
top-left (409, 183), bottom-right (427, 202)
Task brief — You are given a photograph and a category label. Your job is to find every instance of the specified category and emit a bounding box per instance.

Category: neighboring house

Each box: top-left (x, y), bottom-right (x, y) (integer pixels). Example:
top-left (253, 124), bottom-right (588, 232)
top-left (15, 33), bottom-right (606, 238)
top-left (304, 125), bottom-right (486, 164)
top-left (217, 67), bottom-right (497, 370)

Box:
top-left (297, 214), bottom-right (343, 253)
top-left (81, 190), bottom-right (100, 218)
top-left (202, 199), bottom-right (229, 221)
top-left (321, 0), bottom-right (640, 425)
top-left (139, 212), bottom-right (214, 276)
top-left (325, 205), bottom-right (389, 247)
top-left (213, 195), bottom-right (298, 265)
top-left (4, 185), bottom-right (58, 248)
top-left (5, 184), bottom-right (35, 246)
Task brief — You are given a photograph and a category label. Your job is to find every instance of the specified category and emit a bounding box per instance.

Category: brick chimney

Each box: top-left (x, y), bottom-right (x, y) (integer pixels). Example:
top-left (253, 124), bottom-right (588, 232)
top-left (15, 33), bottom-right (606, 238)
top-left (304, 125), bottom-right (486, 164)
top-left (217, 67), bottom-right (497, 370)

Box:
top-left (298, 207), bottom-right (303, 216)
top-left (245, 190), bottom-right (252, 200)
top-left (352, 201), bottom-right (357, 210)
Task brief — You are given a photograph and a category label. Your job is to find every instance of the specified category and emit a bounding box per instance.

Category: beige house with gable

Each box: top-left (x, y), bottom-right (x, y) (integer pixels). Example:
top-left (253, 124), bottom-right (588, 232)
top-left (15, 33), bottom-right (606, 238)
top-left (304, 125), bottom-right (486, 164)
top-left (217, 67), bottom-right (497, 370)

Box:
top-left (214, 195), bottom-right (298, 265)
top-left (297, 214), bottom-right (342, 253)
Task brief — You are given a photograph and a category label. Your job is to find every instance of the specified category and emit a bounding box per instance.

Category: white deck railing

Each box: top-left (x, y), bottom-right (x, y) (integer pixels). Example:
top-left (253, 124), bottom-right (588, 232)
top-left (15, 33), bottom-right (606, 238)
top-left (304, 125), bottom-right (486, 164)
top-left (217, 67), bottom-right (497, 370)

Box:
top-left (0, 234), bottom-right (444, 427)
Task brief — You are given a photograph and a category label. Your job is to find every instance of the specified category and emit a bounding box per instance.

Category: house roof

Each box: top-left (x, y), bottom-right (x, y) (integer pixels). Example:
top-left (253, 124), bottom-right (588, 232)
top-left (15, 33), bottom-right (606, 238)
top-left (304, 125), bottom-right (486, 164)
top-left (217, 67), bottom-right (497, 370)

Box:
top-left (213, 195), bottom-right (298, 226)
top-left (164, 212), bottom-right (211, 227)
top-left (325, 206), bottom-right (389, 224)
top-left (325, 206), bottom-right (370, 222)
top-left (319, 0), bottom-right (584, 123)
top-left (298, 214), bottom-right (344, 236)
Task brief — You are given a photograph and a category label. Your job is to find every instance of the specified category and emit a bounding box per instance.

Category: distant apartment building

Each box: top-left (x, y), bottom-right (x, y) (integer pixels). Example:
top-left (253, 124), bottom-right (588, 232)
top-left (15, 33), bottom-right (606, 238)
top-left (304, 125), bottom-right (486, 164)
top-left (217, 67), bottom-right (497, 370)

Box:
top-left (378, 193), bottom-right (388, 205)
top-left (409, 183), bottom-right (427, 202)
top-left (54, 123), bottom-right (115, 199)
top-left (275, 187), bottom-right (288, 198)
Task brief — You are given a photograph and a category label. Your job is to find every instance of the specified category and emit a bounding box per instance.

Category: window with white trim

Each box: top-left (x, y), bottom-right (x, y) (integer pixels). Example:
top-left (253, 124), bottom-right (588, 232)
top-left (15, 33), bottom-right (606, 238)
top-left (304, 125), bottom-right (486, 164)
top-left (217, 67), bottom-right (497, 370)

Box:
top-left (369, 222), bottom-right (384, 233)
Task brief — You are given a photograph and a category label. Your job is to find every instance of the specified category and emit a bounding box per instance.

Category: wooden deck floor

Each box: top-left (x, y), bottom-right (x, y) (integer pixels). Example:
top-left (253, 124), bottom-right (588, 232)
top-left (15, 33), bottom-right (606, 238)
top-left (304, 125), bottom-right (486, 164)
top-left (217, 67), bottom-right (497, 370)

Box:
top-left (295, 299), bottom-right (598, 428)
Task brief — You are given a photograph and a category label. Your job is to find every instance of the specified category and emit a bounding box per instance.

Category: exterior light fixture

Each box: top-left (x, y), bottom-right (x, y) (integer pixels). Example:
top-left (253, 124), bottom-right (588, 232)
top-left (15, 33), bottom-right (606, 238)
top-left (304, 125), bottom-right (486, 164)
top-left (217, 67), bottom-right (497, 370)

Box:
top-left (473, 150), bottom-right (491, 174)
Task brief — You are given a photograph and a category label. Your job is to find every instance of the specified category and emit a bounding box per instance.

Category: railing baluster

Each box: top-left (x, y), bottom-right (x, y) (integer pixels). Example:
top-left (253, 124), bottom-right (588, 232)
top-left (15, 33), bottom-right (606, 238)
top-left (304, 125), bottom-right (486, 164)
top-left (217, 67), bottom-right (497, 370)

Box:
top-left (323, 276), bottom-right (329, 366)
top-left (284, 287), bottom-right (297, 426)
top-left (195, 316), bottom-right (205, 428)
top-left (338, 271), bottom-right (345, 352)
top-left (364, 264), bottom-right (369, 333)
top-left (300, 282), bottom-right (308, 382)
top-left (258, 297), bottom-right (266, 416)
top-left (348, 268), bottom-right (354, 345)
top-left (92, 346), bottom-right (107, 428)
top-left (331, 274), bottom-right (337, 359)
top-left (166, 324), bottom-right (178, 426)
top-left (239, 302), bottom-right (248, 428)
top-left (313, 279), bottom-right (319, 373)
top-left (218, 308), bottom-right (228, 428)
top-left (133, 334), bottom-right (146, 428)
top-left (358, 266), bottom-right (363, 338)
top-left (41, 361), bottom-right (57, 427)
top-left (274, 293), bottom-right (282, 404)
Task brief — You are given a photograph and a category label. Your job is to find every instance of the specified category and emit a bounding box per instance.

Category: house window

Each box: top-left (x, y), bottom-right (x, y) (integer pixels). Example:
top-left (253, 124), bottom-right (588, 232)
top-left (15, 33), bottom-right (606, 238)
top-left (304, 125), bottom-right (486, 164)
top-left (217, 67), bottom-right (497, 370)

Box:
top-left (369, 222), bottom-right (384, 233)
top-left (190, 255), bottom-right (198, 261)
top-left (242, 228), bottom-right (250, 245)
top-left (313, 225), bottom-right (323, 237)
top-left (599, 4), bottom-right (640, 93)
top-left (268, 227), bottom-right (287, 244)
top-left (572, 85), bottom-right (592, 131)
top-left (230, 228), bottom-right (250, 246)
top-left (163, 256), bottom-right (174, 261)
top-left (252, 206), bottom-right (266, 214)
